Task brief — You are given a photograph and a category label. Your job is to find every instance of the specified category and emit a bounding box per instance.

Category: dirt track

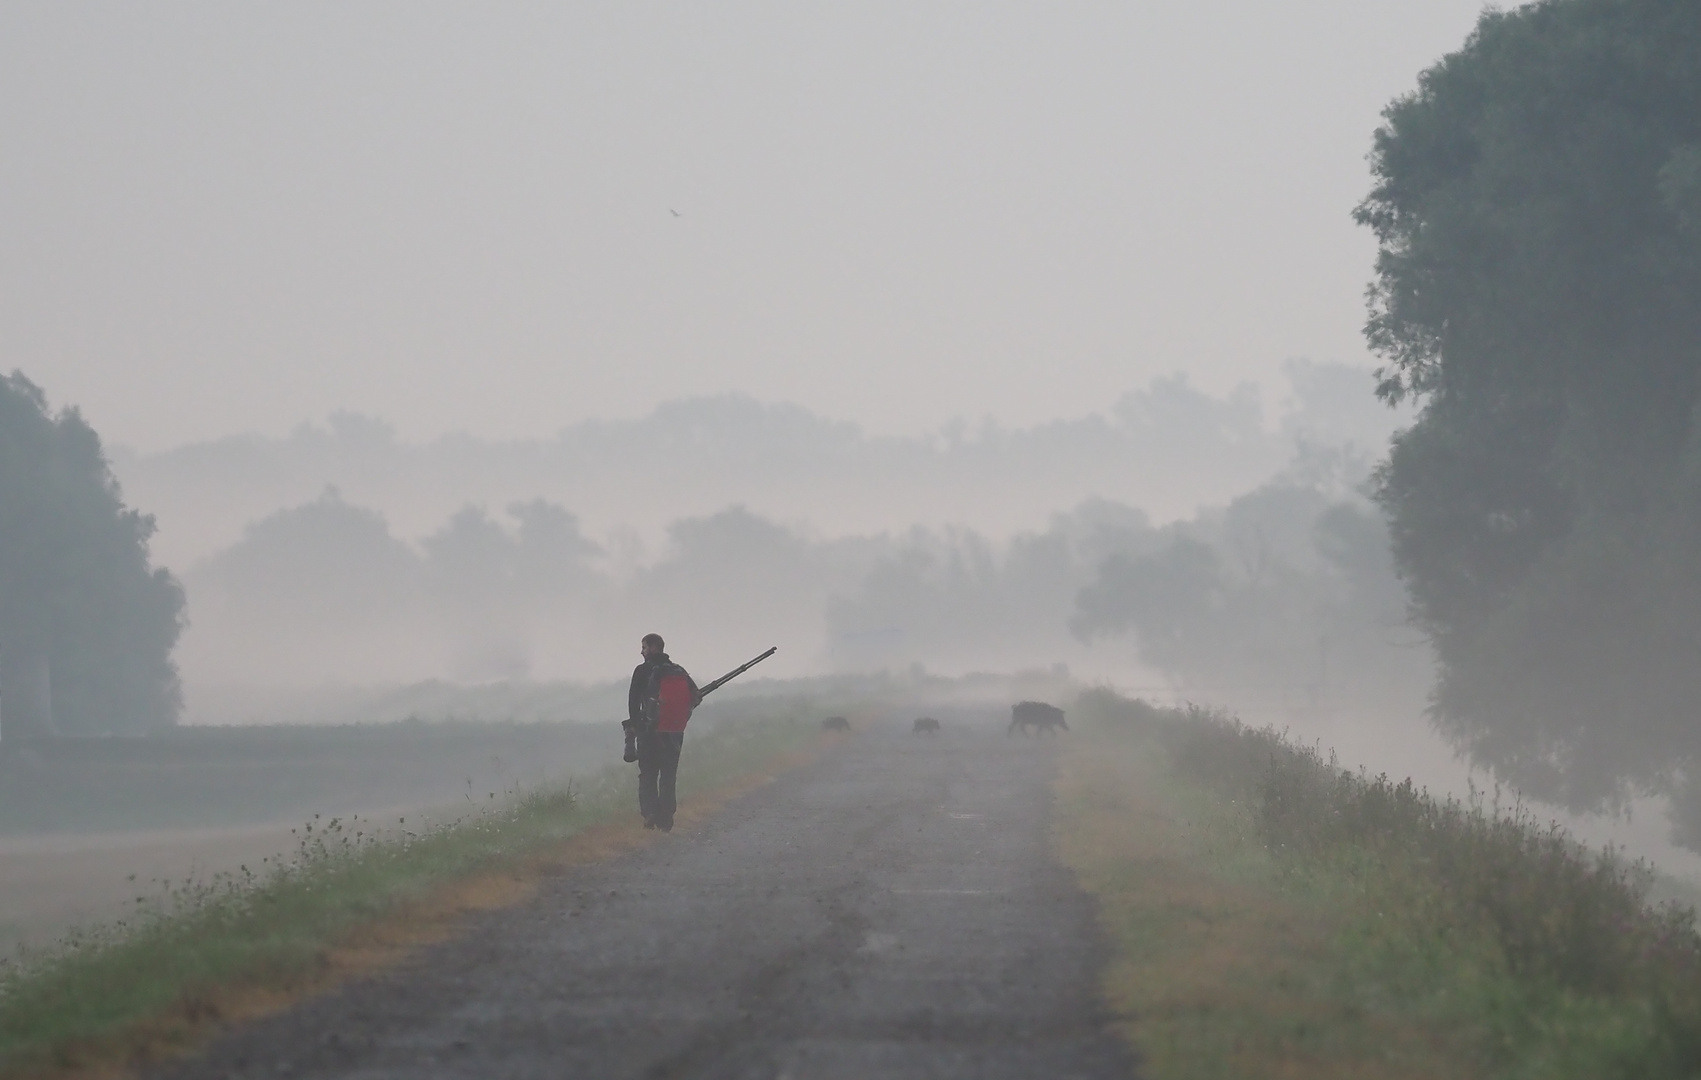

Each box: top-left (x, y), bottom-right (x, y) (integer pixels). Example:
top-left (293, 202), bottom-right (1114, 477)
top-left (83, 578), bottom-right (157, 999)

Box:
top-left (151, 724), bottom-right (1134, 1079)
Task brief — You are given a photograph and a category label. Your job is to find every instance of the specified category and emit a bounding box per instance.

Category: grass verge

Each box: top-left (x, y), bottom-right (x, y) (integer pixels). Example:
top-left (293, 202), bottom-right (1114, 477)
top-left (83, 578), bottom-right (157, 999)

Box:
top-left (0, 714), bottom-right (824, 1078)
top-left (1056, 690), bottom-right (1701, 1080)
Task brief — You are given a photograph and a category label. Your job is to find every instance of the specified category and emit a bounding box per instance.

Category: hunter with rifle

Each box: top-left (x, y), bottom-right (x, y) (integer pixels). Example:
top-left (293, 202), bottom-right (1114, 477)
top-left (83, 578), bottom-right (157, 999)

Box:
top-left (624, 635), bottom-right (776, 832)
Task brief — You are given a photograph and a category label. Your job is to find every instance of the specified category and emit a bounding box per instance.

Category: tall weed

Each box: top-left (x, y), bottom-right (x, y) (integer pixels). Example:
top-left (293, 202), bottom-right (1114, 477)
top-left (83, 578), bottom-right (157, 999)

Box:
top-left (1078, 688), bottom-right (1701, 1075)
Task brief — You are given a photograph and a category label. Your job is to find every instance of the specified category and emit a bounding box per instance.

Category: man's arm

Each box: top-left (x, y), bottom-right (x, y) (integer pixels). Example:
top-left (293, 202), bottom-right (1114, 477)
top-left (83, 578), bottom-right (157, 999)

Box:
top-left (628, 663), bottom-right (647, 723)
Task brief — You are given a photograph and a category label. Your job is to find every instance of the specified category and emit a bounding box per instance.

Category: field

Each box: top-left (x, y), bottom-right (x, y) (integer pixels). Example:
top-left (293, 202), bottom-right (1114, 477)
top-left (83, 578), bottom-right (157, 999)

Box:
top-left (0, 675), bottom-right (818, 947)
top-left (8, 674), bottom-right (1699, 1077)
top-left (0, 670), bottom-right (1063, 956)
top-left (0, 702), bottom-right (849, 1077)
top-left (0, 717), bottom-right (617, 951)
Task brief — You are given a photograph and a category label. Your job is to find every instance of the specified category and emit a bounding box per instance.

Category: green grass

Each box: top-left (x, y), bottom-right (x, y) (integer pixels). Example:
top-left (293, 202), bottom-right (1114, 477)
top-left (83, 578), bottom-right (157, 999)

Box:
top-left (0, 713), bottom-right (821, 1077)
top-left (1059, 690), bottom-right (1701, 1079)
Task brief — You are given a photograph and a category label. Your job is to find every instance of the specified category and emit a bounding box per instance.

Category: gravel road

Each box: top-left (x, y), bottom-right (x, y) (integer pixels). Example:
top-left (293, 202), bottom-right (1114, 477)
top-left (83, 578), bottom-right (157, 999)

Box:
top-left (152, 724), bottom-right (1134, 1079)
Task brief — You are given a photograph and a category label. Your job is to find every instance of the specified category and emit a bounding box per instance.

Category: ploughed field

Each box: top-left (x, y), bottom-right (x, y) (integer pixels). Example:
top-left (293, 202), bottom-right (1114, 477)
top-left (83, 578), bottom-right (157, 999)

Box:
top-left (145, 723), bottom-right (1130, 1080)
top-left (0, 721), bottom-right (617, 949)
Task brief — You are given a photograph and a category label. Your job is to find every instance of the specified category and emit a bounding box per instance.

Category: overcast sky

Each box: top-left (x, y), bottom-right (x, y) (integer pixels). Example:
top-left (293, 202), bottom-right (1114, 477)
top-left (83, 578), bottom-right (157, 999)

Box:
top-left (0, 2), bottom-right (1488, 451)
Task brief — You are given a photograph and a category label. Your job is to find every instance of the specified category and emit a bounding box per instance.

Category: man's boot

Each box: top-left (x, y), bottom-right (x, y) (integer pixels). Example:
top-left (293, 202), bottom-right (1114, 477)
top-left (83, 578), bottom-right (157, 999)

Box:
top-left (622, 722), bottom-right (638, 763)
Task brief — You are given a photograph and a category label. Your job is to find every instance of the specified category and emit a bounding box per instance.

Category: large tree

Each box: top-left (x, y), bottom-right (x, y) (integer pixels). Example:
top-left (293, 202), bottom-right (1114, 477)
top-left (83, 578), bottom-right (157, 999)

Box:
top-left (1358, 0), bottom-right (1701, 818)
top-left (0, 373), bottom-right (184, 737)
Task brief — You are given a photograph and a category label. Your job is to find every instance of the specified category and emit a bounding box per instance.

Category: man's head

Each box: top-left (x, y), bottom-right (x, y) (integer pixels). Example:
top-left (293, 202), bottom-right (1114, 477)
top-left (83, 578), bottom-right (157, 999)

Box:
top-left (641, 633), bottom-right (665, 662)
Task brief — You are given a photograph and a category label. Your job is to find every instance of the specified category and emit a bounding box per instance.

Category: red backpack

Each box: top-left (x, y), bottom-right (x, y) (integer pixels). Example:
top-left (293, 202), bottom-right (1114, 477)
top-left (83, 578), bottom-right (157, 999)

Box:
top-left (654, 669), bottom-right (697, 732)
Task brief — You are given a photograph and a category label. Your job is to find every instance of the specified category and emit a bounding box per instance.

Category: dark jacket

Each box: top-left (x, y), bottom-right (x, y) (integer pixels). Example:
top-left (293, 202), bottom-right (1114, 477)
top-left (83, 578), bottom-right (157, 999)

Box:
top-left (628, 653), bottom-right (701, 729)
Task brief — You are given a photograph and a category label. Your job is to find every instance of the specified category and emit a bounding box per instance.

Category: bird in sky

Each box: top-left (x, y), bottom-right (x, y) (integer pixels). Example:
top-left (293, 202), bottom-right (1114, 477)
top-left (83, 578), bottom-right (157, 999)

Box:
top-left (669, 208), bottom-right (681, 217)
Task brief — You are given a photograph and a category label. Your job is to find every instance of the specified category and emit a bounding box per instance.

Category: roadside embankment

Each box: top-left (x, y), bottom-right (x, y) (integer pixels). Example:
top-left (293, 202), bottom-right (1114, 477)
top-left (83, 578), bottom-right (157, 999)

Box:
top-left (1057, 690), bottom-right (1701, 1079)
top-left (0, 713), bottom-right (826, 1079)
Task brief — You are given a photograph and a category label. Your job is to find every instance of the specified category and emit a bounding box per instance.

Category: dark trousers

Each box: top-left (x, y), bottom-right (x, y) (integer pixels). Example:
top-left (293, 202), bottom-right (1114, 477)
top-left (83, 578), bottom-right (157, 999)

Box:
top-left (636, 730), bottom-right (685, 826)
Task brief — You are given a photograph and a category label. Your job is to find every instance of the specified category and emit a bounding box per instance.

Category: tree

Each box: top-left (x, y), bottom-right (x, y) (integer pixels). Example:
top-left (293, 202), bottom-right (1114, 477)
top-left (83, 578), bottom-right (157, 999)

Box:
top-left (0, 373), bottom-right (184, 737)
top-left (418, 500), bottom-right (606, 681)
top-left (184, 488), bottom-right (427, 683)
top-left (1357, 0), bottom-right (1701, 816)
top-left (1072, 537), bottom-right (1223, 676)
top-left (1070, 476), bottom-right (1425, 715)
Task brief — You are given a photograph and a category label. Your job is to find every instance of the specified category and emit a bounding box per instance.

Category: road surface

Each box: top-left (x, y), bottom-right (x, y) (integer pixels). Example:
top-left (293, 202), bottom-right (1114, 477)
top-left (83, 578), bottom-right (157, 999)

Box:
top-left (152, 724), bottom-right (1134, 1079)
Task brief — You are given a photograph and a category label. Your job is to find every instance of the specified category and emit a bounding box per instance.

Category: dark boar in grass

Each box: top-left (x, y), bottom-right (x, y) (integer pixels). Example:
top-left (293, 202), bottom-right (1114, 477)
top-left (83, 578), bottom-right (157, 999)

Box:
top-left (1008, 702), bottom-right (1067, 735)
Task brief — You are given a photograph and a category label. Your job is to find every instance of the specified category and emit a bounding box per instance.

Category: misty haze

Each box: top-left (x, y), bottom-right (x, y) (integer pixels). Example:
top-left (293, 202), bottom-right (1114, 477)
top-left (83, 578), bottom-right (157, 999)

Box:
top-left (124, 361), bottom-right (1406, 695)
top-left (4, 2), bottom-right (1701, 1076)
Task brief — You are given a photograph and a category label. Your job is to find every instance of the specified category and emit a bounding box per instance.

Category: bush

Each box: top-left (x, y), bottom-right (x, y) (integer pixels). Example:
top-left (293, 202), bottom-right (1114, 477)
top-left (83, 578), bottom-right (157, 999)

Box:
top-left (1080, 689), bottom-right (1701, 1074)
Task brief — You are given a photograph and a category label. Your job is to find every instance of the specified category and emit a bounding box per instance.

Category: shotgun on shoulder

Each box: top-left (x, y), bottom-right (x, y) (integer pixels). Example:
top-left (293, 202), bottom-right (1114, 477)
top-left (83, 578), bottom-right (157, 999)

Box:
top-left (696, 646), bottom-right (778, 699)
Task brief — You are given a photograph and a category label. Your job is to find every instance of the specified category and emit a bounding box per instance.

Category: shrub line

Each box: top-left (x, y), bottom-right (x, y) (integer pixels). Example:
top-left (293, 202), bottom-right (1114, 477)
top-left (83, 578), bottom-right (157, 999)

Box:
top-left (1070, 689), bottom-right (1701, 1078)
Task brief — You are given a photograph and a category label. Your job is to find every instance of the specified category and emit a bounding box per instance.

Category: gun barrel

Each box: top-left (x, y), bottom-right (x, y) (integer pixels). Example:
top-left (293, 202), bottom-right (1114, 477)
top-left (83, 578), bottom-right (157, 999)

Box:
top-left (698, 646), bottom-right (778, 698)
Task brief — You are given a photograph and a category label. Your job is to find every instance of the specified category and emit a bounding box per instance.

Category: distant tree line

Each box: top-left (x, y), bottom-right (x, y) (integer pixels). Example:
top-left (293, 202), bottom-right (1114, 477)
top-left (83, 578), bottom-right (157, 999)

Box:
top-left (1355, 0), bottom-right (1701, 825)
top-left (185, 489), bottom-right (612, 684)
top-left (1068, 444), bottom-right (1430, 719)
top-left (179, 423), bottom-right (1424, 737)
top-left (0, 373), bottom-right (184, 738)
top-left (116, 360), bottom-right (1403, 577)
top-left (184, 489), bottom-right (1102, 685)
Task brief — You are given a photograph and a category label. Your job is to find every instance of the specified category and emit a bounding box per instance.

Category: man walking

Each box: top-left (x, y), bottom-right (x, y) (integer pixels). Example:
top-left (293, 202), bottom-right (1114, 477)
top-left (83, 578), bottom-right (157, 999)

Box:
top-left (624, 633), bottom-right (701, 832)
